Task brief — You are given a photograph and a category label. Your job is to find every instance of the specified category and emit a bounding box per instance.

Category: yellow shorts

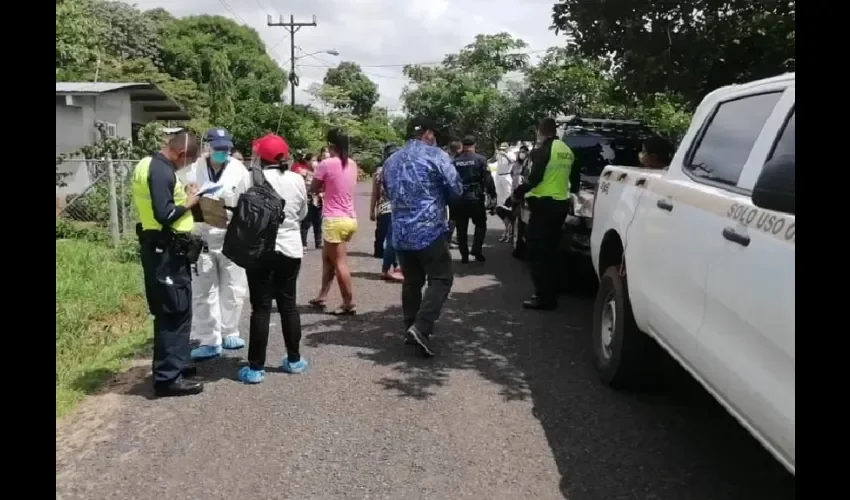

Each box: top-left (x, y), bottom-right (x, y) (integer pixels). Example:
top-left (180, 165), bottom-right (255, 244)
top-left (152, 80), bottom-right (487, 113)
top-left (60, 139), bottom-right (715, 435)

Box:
top-left (322, 217), bottom-right (358, 244)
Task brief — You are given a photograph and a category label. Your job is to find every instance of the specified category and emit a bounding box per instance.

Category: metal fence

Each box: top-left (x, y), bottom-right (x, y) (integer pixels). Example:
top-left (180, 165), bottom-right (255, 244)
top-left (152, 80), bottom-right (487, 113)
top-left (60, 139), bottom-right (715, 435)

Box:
top-left (56, 157), bottom-right (139, 246)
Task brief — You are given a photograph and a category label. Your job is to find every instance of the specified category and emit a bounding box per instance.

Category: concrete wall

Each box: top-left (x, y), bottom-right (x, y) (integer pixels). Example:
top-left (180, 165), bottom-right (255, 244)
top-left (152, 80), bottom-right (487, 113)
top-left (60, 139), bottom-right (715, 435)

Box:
top-left (55, 91), bottom-right (134, 198)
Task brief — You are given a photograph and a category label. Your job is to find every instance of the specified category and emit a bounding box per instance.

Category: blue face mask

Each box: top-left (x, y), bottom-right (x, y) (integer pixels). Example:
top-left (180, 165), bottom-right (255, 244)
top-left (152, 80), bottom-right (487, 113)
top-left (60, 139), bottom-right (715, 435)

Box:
top-left (211, 151), bottom-right (229, 164)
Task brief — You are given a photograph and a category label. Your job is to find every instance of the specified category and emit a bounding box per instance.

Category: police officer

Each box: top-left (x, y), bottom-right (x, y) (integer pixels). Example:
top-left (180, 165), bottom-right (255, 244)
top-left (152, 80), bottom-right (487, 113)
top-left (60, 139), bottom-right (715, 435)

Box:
top-left (452, 135), bottom-right (496, 263)
top-left (512, 118), bottom-right (574, 311)
top-left (132, 132), bottom-right (205, 397)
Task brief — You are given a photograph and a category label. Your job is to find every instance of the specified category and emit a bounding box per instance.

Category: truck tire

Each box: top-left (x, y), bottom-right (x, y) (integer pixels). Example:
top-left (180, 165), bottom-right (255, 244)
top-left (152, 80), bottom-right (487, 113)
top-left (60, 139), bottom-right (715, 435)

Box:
top-left (592, 266), bottom-right (660, 389)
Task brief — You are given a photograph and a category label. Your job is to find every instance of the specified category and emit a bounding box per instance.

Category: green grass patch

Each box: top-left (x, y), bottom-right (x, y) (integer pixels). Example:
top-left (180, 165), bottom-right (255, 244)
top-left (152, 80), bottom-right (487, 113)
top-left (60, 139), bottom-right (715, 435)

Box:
top-left (56, 237), bottom-right (151, 418)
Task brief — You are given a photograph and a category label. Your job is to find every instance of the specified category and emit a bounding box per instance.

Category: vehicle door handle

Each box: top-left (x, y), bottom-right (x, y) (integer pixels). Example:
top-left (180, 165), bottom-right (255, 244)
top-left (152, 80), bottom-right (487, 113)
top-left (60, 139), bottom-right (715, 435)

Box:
top-left (635, 178), bottom-right (646, 187)
top-left (617, 173), bottom-right (628, 182)
top-left (722, 227), bottom-right (751, 247)
top-left (656, 199), bottom-right (673, 211)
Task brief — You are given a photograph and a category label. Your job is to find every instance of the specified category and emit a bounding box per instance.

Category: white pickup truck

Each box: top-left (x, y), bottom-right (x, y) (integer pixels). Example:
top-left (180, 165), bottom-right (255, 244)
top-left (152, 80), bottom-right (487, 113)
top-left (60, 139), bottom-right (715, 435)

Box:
top-left (589, 73), bottom-right (795, 475)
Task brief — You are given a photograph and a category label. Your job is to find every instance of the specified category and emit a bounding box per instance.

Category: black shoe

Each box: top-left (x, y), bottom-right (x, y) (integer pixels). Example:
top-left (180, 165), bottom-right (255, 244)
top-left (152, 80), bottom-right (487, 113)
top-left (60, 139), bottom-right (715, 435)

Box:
top-left (522, 298), bottom-right (557, 311)
top-left (460, 255), bottom-right (470, 264)
top-left (154, 378), bottom-right (204, 398)
top-left (315, 242), bottom-right (323, 249)
top-left (181, 366), bottom-right (198, 378)
top-left (404, 326), bottom-right (435, 358)
top-left (472, 253), bottom-right (486, 262)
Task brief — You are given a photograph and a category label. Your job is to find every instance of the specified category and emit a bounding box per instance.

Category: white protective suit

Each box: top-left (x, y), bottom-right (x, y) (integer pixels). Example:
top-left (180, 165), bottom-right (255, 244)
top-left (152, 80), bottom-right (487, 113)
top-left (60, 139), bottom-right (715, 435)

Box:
top-left (494, 149), bottom-right (514, 209)
top-left (183, 155), bottom-right (252, 348)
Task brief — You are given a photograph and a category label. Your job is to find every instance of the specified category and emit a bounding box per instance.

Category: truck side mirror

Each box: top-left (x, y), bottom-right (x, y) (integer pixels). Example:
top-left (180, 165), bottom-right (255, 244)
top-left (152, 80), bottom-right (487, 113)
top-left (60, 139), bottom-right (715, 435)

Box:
top-left (752, 154), bottom-right (795, 215)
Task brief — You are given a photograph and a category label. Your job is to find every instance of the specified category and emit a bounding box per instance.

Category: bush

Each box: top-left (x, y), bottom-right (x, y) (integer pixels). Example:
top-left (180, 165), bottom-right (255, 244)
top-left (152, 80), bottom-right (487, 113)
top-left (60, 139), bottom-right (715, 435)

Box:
top-left (55, 235), bottom-right (149, 418)
top-left (56, 217), bottom-right (110, 243)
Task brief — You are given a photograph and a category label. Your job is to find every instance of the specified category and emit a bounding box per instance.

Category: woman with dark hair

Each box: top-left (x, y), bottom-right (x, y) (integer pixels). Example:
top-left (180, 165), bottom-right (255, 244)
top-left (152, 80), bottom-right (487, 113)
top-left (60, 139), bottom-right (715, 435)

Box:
top-left (237, 134), bottom-right (309, 384)
top-left (309, 128), bottom-right (359, 315)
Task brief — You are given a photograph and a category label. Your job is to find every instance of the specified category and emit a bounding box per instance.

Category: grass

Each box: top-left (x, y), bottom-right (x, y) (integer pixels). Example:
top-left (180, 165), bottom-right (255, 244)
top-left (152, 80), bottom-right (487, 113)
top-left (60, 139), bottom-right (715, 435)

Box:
top-left (56, 236), bottom-right (151, 418)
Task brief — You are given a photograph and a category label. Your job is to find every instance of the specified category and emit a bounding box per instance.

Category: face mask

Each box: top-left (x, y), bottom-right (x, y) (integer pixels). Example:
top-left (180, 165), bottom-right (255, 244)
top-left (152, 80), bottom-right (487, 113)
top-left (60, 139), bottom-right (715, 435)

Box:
top-left (211, 151), bottom-right (229, 164)
top-left (638, 152), bottom-right (647, 164)
top-left (518, 153), bottom-right (527, 160)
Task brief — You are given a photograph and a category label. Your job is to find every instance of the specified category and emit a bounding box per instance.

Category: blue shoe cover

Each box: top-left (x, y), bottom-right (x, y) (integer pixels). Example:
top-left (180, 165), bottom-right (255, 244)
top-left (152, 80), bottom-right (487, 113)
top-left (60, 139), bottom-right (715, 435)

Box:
top-left (222, 336), bottom-right (246, 350)
top-left (191, 345), bottom-right (222, 361)
top-left (238, 366), bottom-right (265, 384)
top-left (281, 357), bottom-right (309, 374)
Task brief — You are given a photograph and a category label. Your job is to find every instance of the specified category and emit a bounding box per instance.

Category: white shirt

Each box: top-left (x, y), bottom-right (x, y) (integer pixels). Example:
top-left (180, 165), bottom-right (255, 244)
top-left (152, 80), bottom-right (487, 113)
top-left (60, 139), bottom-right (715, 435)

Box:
top-left (182, 155), bottom-right (251, 245)
top-left (247, 168), bottom-right (308, 259)
top-left (496, 151), bottom-right (513, 176)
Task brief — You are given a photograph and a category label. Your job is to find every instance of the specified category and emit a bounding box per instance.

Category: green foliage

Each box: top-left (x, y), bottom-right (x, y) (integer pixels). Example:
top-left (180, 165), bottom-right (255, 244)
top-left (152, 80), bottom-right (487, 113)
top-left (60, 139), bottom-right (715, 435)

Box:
top-left (56, 0), bottom-right (104, 78)
top-left (323, 62), bottom-right (379, 117)
top-left (56, 237), bottom-right (150, 417)
top-left (56, 218), bottom-right (110, 243)
top-left (209, 52), bottom-right (236, 125)
top-left (552, 0), bottom-right (795, 107)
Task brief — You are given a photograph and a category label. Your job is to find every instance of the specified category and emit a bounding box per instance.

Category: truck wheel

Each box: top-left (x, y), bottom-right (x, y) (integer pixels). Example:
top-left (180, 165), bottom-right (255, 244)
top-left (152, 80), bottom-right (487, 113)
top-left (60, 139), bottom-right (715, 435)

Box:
top-left (592, 266), bottom-right (659, 389)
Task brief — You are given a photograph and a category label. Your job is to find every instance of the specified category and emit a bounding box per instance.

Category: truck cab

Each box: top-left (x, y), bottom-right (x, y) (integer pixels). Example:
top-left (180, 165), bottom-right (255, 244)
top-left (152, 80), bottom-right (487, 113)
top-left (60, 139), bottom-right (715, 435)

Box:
top-left (589, 73), bottom-right (795, 474)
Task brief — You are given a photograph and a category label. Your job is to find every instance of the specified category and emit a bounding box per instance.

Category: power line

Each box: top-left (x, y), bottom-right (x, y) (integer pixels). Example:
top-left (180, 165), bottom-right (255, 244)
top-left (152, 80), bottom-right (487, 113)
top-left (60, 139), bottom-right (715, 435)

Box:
top-left (267, 14), bottom-right (320, 108)
top-left (295, 48), bottom-right (551, 69)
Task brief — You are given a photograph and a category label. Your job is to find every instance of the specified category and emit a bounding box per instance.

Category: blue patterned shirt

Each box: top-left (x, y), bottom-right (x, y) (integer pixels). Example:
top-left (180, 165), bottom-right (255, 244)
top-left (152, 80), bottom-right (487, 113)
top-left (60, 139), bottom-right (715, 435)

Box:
top-left (382, 139), bottom-right (463, 251)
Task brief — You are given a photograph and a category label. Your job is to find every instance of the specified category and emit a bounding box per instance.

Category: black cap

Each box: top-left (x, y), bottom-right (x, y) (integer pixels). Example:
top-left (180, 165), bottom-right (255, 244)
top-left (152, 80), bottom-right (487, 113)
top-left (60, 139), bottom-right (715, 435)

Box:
top-left (407, 117), bottom-right (440, 139)
top-left (462, 135), bottom-right (476, 146)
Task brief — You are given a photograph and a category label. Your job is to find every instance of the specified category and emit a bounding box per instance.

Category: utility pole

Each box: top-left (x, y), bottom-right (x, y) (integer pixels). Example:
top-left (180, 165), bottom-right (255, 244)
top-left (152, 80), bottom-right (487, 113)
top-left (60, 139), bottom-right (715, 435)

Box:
top-left (267, 14), bottom-right (317, 107)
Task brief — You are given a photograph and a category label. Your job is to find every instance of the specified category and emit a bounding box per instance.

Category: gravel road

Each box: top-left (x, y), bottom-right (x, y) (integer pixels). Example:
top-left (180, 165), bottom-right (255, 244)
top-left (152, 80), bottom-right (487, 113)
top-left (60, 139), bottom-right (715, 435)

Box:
top-left (56, 182), bottom-right (794, 500)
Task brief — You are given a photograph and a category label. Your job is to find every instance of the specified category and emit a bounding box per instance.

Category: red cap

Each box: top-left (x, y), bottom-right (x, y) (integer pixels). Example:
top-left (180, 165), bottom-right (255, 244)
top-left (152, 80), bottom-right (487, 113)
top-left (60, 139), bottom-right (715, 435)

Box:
top-left (252, 134), bottom-right (290, 163)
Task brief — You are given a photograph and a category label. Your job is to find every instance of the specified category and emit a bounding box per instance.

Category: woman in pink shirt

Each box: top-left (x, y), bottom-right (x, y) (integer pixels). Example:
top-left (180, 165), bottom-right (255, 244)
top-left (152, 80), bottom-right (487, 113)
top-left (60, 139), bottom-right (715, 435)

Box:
top-left (309, 129), bottom-right (359, 314)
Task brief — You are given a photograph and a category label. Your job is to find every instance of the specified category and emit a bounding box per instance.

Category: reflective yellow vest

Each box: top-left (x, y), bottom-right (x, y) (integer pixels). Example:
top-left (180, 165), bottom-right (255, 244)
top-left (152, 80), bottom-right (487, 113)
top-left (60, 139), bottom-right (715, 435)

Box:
top-left (526, 139), bottom-right (574, 201)
top-left (131, 157), bottom-right (194, 233)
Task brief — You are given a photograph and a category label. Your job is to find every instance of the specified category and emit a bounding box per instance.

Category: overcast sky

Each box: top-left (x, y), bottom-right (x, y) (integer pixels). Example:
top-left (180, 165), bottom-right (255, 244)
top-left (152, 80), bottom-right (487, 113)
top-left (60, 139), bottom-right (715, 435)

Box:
top-left (130, 0), bottom-right (568, 111)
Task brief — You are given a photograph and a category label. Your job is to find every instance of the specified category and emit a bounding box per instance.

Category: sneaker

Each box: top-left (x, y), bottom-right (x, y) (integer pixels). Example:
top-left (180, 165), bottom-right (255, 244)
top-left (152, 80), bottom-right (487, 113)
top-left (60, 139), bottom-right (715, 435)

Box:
top-left (190, 345), bottom-right (222, 361)
top-left (281, 357), bottom-right (309, 374)
top-left (222, 336), bottom-right (246, 350)
top-left (404, 326), bottom-right (435, 358)
top-left (237, 366), bottom-right (265, 384)
top-left (381, 270), bottom-right (404, 282)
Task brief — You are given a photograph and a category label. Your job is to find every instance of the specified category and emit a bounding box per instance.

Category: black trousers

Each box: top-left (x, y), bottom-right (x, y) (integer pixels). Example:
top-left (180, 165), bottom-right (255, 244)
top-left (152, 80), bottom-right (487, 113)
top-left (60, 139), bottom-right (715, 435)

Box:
top-left (300, 204), bottom-right (322, 247)
top-left (525, 197), bottom-right (569, 305)
top-left (397, 234), bottom-right (454, 337)
top-left (139, 237), bottom-right (192, 386)
top-left (246, 252), bottom-right (302, 370)
top-left (374, 211), bottom-right (391, 257)
top-left (451, 198), bottom-right (487, 257)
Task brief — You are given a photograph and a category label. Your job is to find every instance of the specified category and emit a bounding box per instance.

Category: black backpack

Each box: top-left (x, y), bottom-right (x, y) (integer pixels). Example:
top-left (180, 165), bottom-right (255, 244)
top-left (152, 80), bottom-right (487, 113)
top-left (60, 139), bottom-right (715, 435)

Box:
top-left (222, 166), bottom-right (285, 269)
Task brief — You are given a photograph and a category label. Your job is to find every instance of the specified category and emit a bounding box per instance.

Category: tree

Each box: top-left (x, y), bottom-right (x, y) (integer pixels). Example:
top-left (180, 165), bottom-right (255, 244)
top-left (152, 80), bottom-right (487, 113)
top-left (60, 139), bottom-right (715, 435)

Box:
top-left (56, 0), bottom-right (104, 78)
top-left (402, 33), bottom-right (530, 150)
top-left (86, 0), bottom-right (161, 65)
top-left (158, 15), bottom-right (286, 104)
top-left (552, 0), bottom-right (796, 106)
top-left (209, 52), bottom-right (235, 125)
top-left (323, 62), bottom-right (379, 117)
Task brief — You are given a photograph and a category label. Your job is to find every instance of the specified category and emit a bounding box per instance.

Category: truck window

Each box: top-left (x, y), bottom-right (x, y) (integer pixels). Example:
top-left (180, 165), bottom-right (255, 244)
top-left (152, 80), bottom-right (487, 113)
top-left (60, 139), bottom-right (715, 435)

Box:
top-left (768, 109), bottom-right (795, 160)
top-left (686, 92), bottom-right (782, 188)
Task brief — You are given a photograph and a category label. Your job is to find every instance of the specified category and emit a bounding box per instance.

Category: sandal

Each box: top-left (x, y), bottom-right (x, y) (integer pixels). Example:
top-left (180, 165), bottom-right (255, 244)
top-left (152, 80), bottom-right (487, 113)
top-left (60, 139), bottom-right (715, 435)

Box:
top-left (329, 305), bottom-right (357, 316)
top-left (308, 298), bottom-right (327, 309)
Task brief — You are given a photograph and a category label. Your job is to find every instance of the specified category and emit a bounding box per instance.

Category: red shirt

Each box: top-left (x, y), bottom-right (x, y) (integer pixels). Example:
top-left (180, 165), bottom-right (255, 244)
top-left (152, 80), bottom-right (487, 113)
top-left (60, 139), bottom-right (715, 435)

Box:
top-left (291, 161), bottom-right (311, 175)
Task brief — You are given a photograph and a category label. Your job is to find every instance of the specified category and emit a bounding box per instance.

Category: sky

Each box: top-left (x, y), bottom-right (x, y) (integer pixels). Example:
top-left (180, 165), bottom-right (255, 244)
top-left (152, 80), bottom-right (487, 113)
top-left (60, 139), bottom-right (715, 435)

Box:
top-left (130, 0), bottom-right (568, 111)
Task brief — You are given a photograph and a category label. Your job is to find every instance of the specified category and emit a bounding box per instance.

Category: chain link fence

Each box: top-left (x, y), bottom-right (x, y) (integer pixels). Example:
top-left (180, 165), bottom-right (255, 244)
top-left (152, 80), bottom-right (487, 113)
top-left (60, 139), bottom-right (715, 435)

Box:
top-left (56, 157), bottom-right (139, 246)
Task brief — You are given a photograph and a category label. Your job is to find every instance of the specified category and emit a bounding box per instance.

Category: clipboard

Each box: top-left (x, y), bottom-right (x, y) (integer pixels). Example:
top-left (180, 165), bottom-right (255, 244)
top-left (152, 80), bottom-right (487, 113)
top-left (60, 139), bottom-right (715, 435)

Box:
top-left (190, 197), bottom-right (229, 229)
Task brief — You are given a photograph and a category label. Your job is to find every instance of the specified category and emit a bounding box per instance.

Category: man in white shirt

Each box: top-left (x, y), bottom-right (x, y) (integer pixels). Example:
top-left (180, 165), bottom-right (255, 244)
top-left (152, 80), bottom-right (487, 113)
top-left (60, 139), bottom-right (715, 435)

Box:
top-left (184, 128), bottom-right (252, 361)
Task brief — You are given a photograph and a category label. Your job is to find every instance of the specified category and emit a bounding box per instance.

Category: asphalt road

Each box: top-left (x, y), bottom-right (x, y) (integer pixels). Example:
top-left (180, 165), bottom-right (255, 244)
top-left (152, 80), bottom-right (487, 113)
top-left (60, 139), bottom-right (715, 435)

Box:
top-left (56, 182), bottom-right (794, 500)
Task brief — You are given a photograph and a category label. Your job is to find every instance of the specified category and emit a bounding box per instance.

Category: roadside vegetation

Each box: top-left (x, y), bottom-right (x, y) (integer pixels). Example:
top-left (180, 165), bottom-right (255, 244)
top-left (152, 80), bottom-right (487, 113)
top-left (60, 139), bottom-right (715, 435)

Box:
top-left (56, 219), bottom-right (149, 418)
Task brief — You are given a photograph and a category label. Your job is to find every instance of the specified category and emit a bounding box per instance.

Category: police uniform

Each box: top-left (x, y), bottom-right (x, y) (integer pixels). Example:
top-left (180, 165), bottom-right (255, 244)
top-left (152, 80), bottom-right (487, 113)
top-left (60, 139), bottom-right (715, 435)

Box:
top-left (515, 136), bottom-right (574, 309)
top-left (452, 150), bottom-right (496, 261)
top-left (132, 152), bottom-right (203, 396)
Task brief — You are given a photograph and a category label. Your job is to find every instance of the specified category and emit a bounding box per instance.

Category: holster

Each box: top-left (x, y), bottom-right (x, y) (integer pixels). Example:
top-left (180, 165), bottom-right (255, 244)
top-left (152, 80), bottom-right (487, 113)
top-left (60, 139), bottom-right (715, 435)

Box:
top-left (136, 223), bottom-right (204, 265)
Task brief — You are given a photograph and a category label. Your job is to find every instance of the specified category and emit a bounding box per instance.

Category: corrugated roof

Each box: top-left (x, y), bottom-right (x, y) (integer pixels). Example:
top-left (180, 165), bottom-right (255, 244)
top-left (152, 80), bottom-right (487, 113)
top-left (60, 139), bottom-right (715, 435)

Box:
top-left (56, 82), bottom-right (152, 94)
top-left (56, 81), bottom-right (191, 121)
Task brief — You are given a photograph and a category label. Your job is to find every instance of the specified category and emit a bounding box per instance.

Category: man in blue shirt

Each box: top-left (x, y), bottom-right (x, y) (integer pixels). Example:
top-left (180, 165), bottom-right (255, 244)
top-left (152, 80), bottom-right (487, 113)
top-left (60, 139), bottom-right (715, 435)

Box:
top-left (382, 117), bottom-right (463, 357)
